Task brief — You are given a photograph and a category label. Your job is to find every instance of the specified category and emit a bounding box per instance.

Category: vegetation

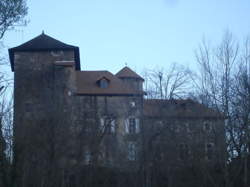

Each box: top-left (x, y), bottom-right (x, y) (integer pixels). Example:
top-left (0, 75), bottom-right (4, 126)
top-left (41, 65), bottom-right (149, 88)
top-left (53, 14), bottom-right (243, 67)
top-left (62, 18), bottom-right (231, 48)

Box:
top-left (0, 1), bottom-right (27, 186)
top-left (0, 0), bottom-right (28, 39)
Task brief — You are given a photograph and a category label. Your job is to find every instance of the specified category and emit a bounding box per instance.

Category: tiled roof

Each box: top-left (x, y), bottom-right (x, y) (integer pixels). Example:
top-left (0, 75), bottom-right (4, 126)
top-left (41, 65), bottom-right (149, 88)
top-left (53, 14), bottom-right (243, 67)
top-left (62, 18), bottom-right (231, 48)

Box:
top-left (76, 71), bottom-right (144, 96)
top-left (116, 67), bottom-right (144, 80)
top-left (8, 33), bottom-right (80, 71)
top-left (144, 99), bottom-right (224, 118)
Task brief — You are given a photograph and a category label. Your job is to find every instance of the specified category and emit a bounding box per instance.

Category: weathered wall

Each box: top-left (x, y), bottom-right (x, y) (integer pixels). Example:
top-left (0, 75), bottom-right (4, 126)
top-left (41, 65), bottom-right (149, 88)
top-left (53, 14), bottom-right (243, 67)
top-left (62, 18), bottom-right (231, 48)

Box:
top-left (13, 50), bottom-right (76, 187)
top-left (72, 94), bottom-right (143, 169)
top-left (143, 116), bottom-right (225, 187)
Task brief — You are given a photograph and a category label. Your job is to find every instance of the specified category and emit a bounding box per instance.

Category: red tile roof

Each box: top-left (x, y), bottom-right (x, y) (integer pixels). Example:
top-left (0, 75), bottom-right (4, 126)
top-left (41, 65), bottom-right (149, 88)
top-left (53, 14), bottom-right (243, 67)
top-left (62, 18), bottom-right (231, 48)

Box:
top-left (76, 71), bottom-right (144, 96)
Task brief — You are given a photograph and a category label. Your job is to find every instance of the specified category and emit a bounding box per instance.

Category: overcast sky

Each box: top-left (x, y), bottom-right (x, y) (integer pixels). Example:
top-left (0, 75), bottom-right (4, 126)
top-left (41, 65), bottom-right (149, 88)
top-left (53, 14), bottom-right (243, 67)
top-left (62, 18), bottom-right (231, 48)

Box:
top-left (3, 0), bottom-right (250, 73)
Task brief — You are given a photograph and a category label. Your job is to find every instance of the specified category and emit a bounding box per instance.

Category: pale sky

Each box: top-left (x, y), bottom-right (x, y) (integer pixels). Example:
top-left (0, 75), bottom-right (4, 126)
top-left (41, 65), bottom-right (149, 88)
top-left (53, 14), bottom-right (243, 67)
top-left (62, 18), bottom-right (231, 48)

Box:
top-left (3, 0), bottom-right (250, 74)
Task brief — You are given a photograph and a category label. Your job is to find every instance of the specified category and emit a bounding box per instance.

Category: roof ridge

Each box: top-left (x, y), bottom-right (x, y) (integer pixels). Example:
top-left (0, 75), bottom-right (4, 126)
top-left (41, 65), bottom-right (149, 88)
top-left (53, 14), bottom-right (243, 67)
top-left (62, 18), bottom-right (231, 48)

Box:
top-left (116, 66), bottom-right (144, 80)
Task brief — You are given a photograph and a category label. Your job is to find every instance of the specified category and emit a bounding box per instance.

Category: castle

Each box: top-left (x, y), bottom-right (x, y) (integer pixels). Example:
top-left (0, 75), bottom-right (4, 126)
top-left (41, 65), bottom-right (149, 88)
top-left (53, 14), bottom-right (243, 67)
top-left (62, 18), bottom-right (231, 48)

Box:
top-left (9, 33), bottom-right (225, 187)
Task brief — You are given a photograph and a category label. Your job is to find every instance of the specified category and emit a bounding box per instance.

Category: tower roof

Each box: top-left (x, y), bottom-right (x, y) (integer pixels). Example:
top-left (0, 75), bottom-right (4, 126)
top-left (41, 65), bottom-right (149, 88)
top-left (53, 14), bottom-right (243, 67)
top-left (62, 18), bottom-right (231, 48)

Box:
top-left (116, 66), bottom-right (144, 80)
top-left (8, 32), bottom-right (80, 71)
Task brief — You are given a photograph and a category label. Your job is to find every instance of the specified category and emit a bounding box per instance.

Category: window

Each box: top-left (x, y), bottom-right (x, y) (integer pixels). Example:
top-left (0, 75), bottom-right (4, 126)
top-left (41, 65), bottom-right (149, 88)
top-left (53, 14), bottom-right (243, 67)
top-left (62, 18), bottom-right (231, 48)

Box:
top-left (69, 174), bottom-right (76, 187)
top-left (204, 122), bottom-right (212, 132)
top-left (51, 50), bottom-right (63, 57)
top-left (175, 124), bottom-right (180, 133)
top-left (104, 146), bottom-right (112, 164)
top-left (100, 79), bottom-right (109, 88)
top-left (185, 122), bottom-right (191, 133)
top-left (179, 143), bottom-right (189, 160)
top-left (84, 124), bottom-right (92, 133)
top-left (25, 103), bottom-right (32, 112)
top-left (129, 118), bottom-right (136, 134)
top-left (155, 147), bottom-right (164, 161)
top-left (125, 117), bottom-right (140, 134)
top-left (128, 142), bottom-right (136, 161)
top-left (130, 99), bottom-right (136, 108)
top-left (84, 150), bottom-right (91, 164)
top-left (156, 121), bottom-right (164, 130)
top-left (206, 143), bottom-right (214, 160)
top-left (100, 117), bottom-right (115, 134)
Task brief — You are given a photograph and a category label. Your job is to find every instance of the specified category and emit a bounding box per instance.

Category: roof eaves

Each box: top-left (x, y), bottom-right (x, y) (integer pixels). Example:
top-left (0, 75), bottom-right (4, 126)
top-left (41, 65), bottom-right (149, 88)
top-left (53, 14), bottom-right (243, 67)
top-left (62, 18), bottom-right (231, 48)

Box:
top-left (75, 93), bottom-right (144, 96)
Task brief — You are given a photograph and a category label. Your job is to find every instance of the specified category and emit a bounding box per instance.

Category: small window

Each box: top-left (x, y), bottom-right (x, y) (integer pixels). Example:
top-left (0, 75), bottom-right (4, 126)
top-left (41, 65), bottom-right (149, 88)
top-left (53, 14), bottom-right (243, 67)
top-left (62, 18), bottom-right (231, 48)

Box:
top-left (206, 143), bottom-right (214, 160)
top-left (51, 50), bottom-right (63, 57)
top-left (155, 147), bottom-right (164, 161)
top-left (204, 122), bottom-right (212, 132)
top-left (84, 124), bottom-right (92, 133)
top-left (179, 143), bottom-right (189, 160)
top-left (175, 124), bottom-right (180, 133)
top-left (104, 146), bottom-right (112, 164)
top-left (84, 150), bottom-right (91, 164)
top-left (25, 103), bottom-right (32, 112)
top-left (185, 122), bottom-right (191, 133)
top-left (100, 79), bottom-right (109, 88)
top-left (128, 142), bottom-right (136, 161)
top-left (100, 117), bottom-right (115, 134)
top-left (130, 101), bottom-right (136, 108)
top-left (129, 118), bottom-right (136, 134)
top-left (125, 117), bottom-right (140, 134)
top-left (69, 174), bottom-right (76, 187)
top-left (156, 121), bottom-right (164, 129)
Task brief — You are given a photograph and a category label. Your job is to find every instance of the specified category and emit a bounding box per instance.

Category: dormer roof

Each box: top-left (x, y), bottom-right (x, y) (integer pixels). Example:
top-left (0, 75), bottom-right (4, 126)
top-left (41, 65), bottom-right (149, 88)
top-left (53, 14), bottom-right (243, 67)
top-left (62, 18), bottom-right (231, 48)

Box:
top-left (96, 76), bottom-right (110, 83)
top-left (116, 66), bottom-right (144, 81)
top-left (76, 71), bottom-right (144, 96)
top-left (8, 32), bottom-right (80, 71)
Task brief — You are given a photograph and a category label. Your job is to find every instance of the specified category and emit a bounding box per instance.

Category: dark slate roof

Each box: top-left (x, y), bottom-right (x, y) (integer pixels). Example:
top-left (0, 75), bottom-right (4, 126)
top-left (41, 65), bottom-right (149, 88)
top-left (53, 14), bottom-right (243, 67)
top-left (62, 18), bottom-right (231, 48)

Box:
top-left (116, 66), bottom-right (144, 80)
top-left (76, 71), bottom-right (144, 96)
top-left (8, 33), bottom-right (80, 71)
top-left (144, 99), bottom-right (224, 119)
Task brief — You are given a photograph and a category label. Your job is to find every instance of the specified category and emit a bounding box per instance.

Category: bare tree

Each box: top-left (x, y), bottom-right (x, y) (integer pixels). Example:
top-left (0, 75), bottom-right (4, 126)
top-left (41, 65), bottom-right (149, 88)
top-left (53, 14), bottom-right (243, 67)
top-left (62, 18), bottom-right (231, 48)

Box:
top-left (194, 31), bottom-right (250, 187)
top-left (0, 1), bottom-right (27, 186)
top-left (0, 0), bottom-right (28, 39)
top-left (143, 63), bottom-right (194, 99)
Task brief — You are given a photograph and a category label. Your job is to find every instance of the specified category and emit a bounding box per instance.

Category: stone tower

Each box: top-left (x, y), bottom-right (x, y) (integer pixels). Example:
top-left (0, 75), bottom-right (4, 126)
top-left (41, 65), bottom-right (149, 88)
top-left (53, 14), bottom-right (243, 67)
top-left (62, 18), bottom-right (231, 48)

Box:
top-left (9, 33), bottom-right (80, 186)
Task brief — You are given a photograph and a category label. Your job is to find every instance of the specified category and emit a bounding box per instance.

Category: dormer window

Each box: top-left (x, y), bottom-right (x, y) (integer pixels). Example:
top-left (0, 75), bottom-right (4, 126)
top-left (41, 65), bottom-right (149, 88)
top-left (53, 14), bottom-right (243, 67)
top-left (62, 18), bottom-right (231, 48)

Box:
top-left (97, 77), bottom-right (110, 88)
top-left (100, 79), bottom-right (108, 88)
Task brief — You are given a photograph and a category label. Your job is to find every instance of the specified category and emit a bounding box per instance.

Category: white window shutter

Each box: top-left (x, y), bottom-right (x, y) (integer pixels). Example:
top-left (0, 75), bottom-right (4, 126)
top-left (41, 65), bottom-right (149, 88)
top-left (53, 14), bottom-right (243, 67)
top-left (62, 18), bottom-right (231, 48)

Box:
top-left (111, 120), bottom-right (115, 133)
top-left (136, 118), bottom-right (140, 133)
top-left (125, 119), bottom-right (129, 134)
top-left (100, 118), bottom-right (105, 133)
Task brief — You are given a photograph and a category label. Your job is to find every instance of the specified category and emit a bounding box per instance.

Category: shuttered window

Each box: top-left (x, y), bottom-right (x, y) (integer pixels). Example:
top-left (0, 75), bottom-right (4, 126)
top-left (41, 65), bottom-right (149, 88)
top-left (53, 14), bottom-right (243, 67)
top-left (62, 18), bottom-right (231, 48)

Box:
top-left (100, 117), bottom-right (116, 134)
top-left (125, 117), bottom-right (140, 134)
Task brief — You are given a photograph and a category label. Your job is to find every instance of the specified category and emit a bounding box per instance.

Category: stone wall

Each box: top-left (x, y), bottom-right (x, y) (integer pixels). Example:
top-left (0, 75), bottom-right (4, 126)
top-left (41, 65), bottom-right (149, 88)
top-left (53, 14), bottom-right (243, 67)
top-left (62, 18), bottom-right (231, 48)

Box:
top-left (143, 116), bottom-right (225, 187)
